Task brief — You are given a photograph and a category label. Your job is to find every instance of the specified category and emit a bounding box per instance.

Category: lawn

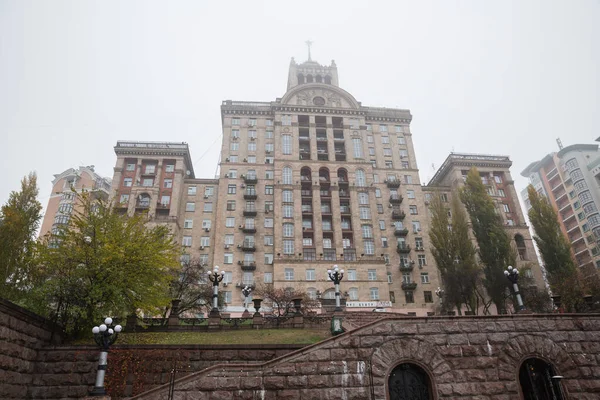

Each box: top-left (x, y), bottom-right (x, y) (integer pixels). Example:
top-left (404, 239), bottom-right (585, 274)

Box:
top-left (73, 329), bottom-right (330, 345)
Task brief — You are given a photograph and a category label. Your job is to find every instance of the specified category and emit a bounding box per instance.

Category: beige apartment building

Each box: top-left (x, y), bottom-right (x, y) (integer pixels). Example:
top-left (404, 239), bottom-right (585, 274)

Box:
top-left (39, 166), bottom-right (111, 238)
top-left (105, 56), bottom-right (543, 315)
top-left (521, 140), bottom-right (600, 283)
top-left (425, 154), bottom-right (544, 287)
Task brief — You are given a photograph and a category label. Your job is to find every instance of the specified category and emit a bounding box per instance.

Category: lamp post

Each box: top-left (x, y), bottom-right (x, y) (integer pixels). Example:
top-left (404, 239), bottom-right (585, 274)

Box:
top-left (435, 287), bottom-right (444, 304)
top-left (504, 265), bottom-right (525, 312)
top-left (241, 285), bottom-right (252, 317)
top-left (207, 266), bottom-right (225, 317)
top-left (327, 264), bottom-right (344, 312)
top-left (90, 317), bottom-right (122, 396)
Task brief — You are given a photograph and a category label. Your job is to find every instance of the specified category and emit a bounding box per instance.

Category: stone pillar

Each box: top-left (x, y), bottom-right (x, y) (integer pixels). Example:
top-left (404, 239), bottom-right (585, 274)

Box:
top-left (167, 299), bottom-right (181, 328)
top-left (252, 298), bottom-right (263, 328)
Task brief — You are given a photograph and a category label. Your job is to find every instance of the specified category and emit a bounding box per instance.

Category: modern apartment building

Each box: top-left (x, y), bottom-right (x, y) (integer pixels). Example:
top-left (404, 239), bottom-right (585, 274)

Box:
top-left (521, 140), bottom-right (600, 282)
top-left (39, 166), bottom-right (111, 238)
top-left (425, 153), bottom-right (544, 286)
top-left (105, 56), bottom-right (543, 315)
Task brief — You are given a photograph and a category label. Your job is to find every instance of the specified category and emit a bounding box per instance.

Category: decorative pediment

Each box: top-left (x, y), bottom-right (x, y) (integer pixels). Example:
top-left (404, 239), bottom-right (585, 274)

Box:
top-left (280, 84), bottom-right (360, 109)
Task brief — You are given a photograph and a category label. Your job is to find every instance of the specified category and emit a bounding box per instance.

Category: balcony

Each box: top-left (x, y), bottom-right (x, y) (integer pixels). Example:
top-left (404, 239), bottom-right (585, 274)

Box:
top-left (156, 202), bottom-right (170, 209)
top-left (238, 261), bottom-right (257, 271)
top-left (385, 179), bottom-right (401, 189)
top-left (241, 241), bottom-right (256, 252)
top-left (399, 263), bottom-right (414, 272)
top-left (300, 152), bottom-right (311, 160)
top-left (243, 207), bottom-right (257, 216)
top-left (391, 211), bottom-right (406, 220)
top-left (397, 244), bottom-right (412, 254)
top-left (236, 281), bottom-right (256, 289)
top-left (316, 135), bottom-right (328, 142)
top-left (401, 282), bottom-right (418, 291)
top-left (301, 190), bottom-right (313, 197)
top-left (299, 134), bottom-right (310, 141)
top-left (244, 190), bottom-right (258, 200)
top-left (135, 201), bottom-right (150, 209)
top-left (302, 206), bottom-right (313, 214)
top-left (394, 228), bottom-right (409, 237)
top-left (339, 190), bottom-right (350, 198)
top-left (337, 178), bottom-right (349, 185)
top-left (389, 195), bottom-right (404, 204)
top-left (242, 174), bottom-right (258, 184)
top-left (239, 225), bottom-right (257, 233)
top-left (335, 153), bottom-right (346, 161)
top-left (340, 206), bottom-right (351, 214)
top-left (317, 153), bottom-right (329, 161)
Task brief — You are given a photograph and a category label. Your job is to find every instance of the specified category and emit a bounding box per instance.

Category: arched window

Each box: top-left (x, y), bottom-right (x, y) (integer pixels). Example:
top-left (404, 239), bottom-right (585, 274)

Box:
top-left (324, 75), bottom-right (332, 84)
top-left (355, 169), bottom-right (366, 187)
top-left (282, 166), bottom-right (293, 185)
top-left (315, 75), bottom-right (323, 83)
top-left (519, 358), bottom-right (564, 400)
top-left (297, 73), bottom-right (305, 84)
top-left (301, 167), bottom-right (312, 182)
top-left (306, 74), bottom-right (314, 83)
top-left (138, 193), bottom-right (151, 207)
top-left (388, 363), bottom-right (432, 400)
top-left (319, 167), bottom-right (330, 182)
top-left (337, 168), bottom-right (348, 183)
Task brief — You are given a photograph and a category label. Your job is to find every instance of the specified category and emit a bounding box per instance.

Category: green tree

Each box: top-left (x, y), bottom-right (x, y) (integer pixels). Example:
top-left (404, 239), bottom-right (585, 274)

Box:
top-left (460, 168), bottom-right (515, 313)
top-left (32, 192), bottom-right (180, 336)
top-left (526, 185), bottom-right (583, 311)
top-left (0, 173), bottom-right (42, 300)
top-left (429, 192), bottom-right (480, 314)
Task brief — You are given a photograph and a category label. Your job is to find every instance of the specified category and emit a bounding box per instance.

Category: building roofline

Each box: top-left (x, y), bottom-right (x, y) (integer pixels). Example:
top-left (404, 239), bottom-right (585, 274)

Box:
top-left (557, 143), bottom-right (598, 158)
top-left (114, 141), bottom-right (195, 178)
top-left (427, 153), bottom-right (512, 186)
top-left (520, 153), bottom-right (555, 177)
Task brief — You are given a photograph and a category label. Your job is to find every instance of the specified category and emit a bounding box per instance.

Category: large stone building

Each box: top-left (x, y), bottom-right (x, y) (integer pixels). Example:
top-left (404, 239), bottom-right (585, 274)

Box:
top-left (107, 56), bottom-right (543, 315)
top-left (39, 166), bottom-right (111, 238)
top-left (521, 139), bottom-right (600, 282)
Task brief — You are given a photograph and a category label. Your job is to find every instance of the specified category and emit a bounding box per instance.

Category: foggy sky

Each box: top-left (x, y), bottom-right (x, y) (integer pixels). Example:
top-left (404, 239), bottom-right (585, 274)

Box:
top-left (1, 0), bottom-right (598, 216)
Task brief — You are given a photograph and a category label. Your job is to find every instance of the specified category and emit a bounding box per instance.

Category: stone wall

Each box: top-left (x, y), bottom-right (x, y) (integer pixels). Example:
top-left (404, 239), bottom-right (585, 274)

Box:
top-left (0, 298), bottom-right (62, 399)
top-left (131, 314), bottom-right (600, 400)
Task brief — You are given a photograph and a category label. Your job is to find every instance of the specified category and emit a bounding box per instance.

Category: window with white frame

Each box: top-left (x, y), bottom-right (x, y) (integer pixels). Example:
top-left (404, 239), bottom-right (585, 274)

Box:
top-left (379, 220), bottom-right (385, 230)
top-left (228, 169), bottom-right (237, 178)
top-left (370, 287), bottom-right (380, 300)
top-left (397, 136), bottom-right (406, 145)
top-left (349, 288), bottom-right (359, 300)
top-left (355, 169), bottom-right (366, 186)
top-left (283, 240), bottom-right (294, 254)
top-left (186, 202), bottom-right (195, 212)
top-left (407, 190), bottom-right (415, 199)
top-left (204, 203), bottom-right (213, 212)
top-left (264, 272), bottom-right (273, 283)
top-left (368, 269), bottom-right (377, 281)
top-left (283, 223), bottom-right (294, 237)
top-left (282, 167), bottom-right (292, 184)
top-left (225, 217), bottom-right (235, 227)
top-left (264, 218), bottom-right (273, 228)
top-left (347, 269), bottom-right (357, 281)
top-left (285, 268), bottom-right (294, 280)
top-left (359, 206), bottom-right (371, 220)
top-left (200, 237), bottom-right (210, 247)
top-left (352, 138), bottom-right (363, 158)
top-left (182, 236), bottom-right (192, 247)
top-left (306, 269), bottom-right (315, 281)
top-left (265, 253), bottom-right (273, 265)
top-left (184, 219), bottom-right (193, 229)
top-left (364, 240), bottom-right (375, 255)
top-left (282, 190), bottom-right (293, 202)
top-left (126, 163), bottom-right (136, 171)
top-left (123, 177), bottom-right (132, 187)
top-left (418, 254), bottom-right (426, 267)
top-left (282, 115), bottom-right (292, 126)
top-left (421, 272), bottom-right (429, 284)
top-left (282, 135), bottom-right (292, 154)
top-left (224, 253), bottom-right (233, 264)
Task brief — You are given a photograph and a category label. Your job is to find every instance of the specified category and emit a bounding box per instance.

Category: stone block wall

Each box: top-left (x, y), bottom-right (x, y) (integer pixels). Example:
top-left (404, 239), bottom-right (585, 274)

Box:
top-left (0, 298), bottom-right (62, 399)
top-left (131, 314), bottom-right (600, 400)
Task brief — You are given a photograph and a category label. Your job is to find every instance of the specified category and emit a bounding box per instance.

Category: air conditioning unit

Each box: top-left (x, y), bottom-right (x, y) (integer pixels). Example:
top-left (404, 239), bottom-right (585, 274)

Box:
top-left (239, 225), bottom-right (244, 229)
top-left (200, 246), bottom-right (205, 250)
top-left (223, 282), bottom-right (229, 287)
top-left (225, 174), bottom-right (229, 178)
top-left (240, 184), bottom-right (246, 188)
top-left (424, 200), bottom-right (430, 205)
top-left (232, 137), bottom-right (238, 141)
top-left (266, 150), bottom-right (271, 154)
top-left (204, 195), bottom-right (209, 199)
top-left (204, 228), bottom-right (210, 232)
top-left (225, 158), bottom-right (230, 162)
top-left (237, 261), bottom-right (242, 265)
top-left (201, 262), bottom-right (208, 267)
top-left (250, 137), bottom-right (256, 141)
top-left (224, 244), bottom-right (230, 249)
top-left (237, 244), bottom-right (241, 248)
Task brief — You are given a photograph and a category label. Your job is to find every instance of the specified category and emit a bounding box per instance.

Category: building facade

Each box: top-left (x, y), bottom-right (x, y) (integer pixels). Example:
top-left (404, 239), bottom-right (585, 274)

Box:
top-left (39, 166), bottom-right (111, 238)
top-left (521, 140), bottom-right (600, 282)
top-left (105, 57), bottom-right (543, 315)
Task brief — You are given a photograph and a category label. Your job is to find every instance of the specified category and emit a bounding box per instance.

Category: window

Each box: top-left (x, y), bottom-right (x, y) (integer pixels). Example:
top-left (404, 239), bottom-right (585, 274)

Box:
top-left (415, 237), bottom-right (423, 249)
top-left (503, 204), bottom-right (510, 213)
top-left (200, 237), bottom-right (210, 247)
top-left (407, 190), bottom-right (415, 199)
top-left (123, 177), bottom-right (132, 187)
top-left (119, 194), bottom-right (129, 204)
top-left (282, 190), bottom-right (293, 203)
top-left (266, 119), bottom-right (273, 126)
top-left (405, 291), bottom-right (414, 303)
top-left (248, 118), bottom-right (256, 126)
top-left (352, 138), bottom-right (363, 158)
top-left (283, 223), bottom-right (294, 237)
top-left (382, 237), bottom-right (388, 248)
top-left (358, 192), bottom-right (369, 204)
top-left (498, 189), bottom-right (505, 197)
top-left (163, 179), bottom-right (173, 189)
top-left (248, 142), bottom-right (257, 152)
top-left (494, 174), bottom-right (503, 184)
top-left (283, 240), bottom-right (294, 254)
top-left (182, 236), bottom-right (192, 247)
top-left (224, 253), bottom-right (233, 264)
top-left (228, 184), bottom-right (236, 194)
top-left (359, 206), bottom-right (371, 220)
top-left (223, 291), bottom-right (232, 304)
top-left (265, 130), bottom-right (273, 139)
top-left (370, 287), bottom-right (380, 300)
top-left (265, 253), bottom-right (273, 265)
top-left (265, 201), bottom-right (274, 212)
top-left (265, 185), bottom-right (274, 195)
top-left (231, 129), bottom-right (240, 138)
top-left (368, 269), bottom-right (377, 281)
top-left (379, 220), bottom-right (386, 230)
top-left (368, 147), bottom-right (376, 156)
top-left (225, 217), bottom-right (235, 227)
top-left (265, 143), bottom-right (274, 153)
top-left (399, 149), bottom-right (409, 158)
top-left (264, 235), bottom-right (274, 246)
top-left (412, 221), bottom-right (421, 233)
top-left (424, 291), bottom-right (433, 303)
top-left (350, 118), bottom-right (359, 129)
top-left (409, 205), bottom-right (418, 215)
top-left (188, 186), bottom-right (197, 195)
top-left (356, 169), bottom-right (366, 186)
top-left (285, 268), bottom-right (294, 280)
top-left (404, 175), bottom-right (413, 184)
top-left (232, 118), bottom-right (240, 125)
top-left (397, 136), bottom-right (406, 145)
top-left (264, 218), bottom-right (273, 228)
top-left (347, 269), bottom-right (357, 281)
top-left (401, 161), bottom-right (409, 169)
top-left (160, 195), bottom-right (170, 206)
top-left (145, 164), bottom-right (156, 174)
top-left (361, 224), bottom-right (373, 239)
top-left (366, 124), bottom-right (372, 131)
top-left (224, 234), bottom-right (234, 245)
top-left (384, 161), bottom-right (393, 169)
top-left (264, 273), bottom-right (273, 283)
top-left (348, 288), bottom-right (358, 300)
top-left (186, 202), bottom-right (195, 212)
top-left (377, 204), bottom-right (384, 214)
top-left (126, 163), bottom-right (136, 171)
top-left (247, 156), bottom-right (256, 164)
top-left (421, 273), bottom-right (430, 284)
top-left (230, 142), bottom-right (239, 151)
top-left (283, 205), bottom-right (293, 218)
top-left (282, 115), bottom-right (292, 126)
top-left (379, 124), bottom-right (388, 132)
top-left (142, 178), bottom-right (153, 187)
top-left (306, 269), bottom-right (315, 281)
top-left (282, 167), bottom-right (292, 184)
top-left (202, 219), bottom-right (211, 229)
top-left (204, 203), bottom-right (213, 212)
top-left (418, 255), bottom-right (427, 267)
top-left (226, 201), bottom-right (236, 211)
top-left (228, 169), bottom-right (237, 178)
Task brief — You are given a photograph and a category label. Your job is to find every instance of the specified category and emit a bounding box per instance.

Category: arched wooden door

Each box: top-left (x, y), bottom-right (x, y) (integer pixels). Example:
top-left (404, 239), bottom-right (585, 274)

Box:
top-left (388, 363), bottom-right (432, 400)
top-left (519, 358), bottom-right (565, 400)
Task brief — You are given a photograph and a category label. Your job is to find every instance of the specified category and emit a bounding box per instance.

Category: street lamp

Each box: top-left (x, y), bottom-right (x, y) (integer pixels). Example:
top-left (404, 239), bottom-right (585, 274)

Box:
top-left (504, 265), bottom-right (525, 312)
top-left (327, 264), bottom-right (344, 312)
top-left (207, 265), bottom-right (225, 317)
top-left (90, 317), bottom-right (122, 396)
top-left (435, 287), bottom-right (444, 303)
top-left (241, 285), bottom-right (252, 316)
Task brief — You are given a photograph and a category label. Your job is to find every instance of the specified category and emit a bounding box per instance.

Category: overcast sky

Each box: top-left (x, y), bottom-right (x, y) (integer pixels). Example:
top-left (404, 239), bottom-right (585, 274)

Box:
top-left (1, 0), bottom-right (598, 216)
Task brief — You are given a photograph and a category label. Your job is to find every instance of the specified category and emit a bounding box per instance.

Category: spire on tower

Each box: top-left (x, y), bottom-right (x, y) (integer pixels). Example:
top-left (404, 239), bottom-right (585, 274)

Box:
top-left (305, 40), bottom-right (313, 61)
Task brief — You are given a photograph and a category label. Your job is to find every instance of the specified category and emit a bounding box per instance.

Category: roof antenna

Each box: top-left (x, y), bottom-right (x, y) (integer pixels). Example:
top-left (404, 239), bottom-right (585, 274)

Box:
top-left (556, 138), bottom-right (563, 150)
top-left (305, 40), bottom-right (313, 61)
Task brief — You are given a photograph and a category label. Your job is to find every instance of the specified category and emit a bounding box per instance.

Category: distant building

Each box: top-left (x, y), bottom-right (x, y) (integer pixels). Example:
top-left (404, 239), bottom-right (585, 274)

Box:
top-left (521, 139), bottom-right (600, 282)
top-left (39, 166), bottom-right (111, 238)
top-left (107, 56), bottom-right (544, 315)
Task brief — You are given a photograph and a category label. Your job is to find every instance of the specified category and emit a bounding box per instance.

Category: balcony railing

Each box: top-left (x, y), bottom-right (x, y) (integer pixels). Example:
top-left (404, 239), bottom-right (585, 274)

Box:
top-left (301, 190), bottom-right (313, 197)
top-left (391, 211), bottom-right (406, 220)
top-left (340, 206), bottom-right (351, 214)
top-left (401, 282), bottom-right (418, 291)
top-left (243, 207), bottom-right (257, 216)
top-left (239, 225), bottom-right (257, 233)
top-left (399, 263), bottom-right (414, 272)
top-left (394, 228), bottom-right (409, 237)
top-left (390, 195), bottom-right (404, 204)
top-left (385, 179), bottom-right (401, 188)
top-left (136, 201), bottom-right (150, 209)
top-left (339, 190), bottom-right (350, 198)
top-left (396, 244), bottom-right (412, 254)
top-left (241, 241), bottom-right (256, 252)
top-left (238, 261), bottom-right (257, 271)
top-left (244, 191), bottom-right (258, 200)
top-left (242, 174), bottom-right (258, 184)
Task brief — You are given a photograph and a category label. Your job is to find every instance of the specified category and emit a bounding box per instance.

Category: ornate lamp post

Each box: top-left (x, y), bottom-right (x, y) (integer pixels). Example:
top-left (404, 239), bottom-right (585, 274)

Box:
top-left (327, 264), bottom-right (344, 312)
top-left (435, 287), bottom-right (444, 304)
top-left (241, 285), bottom-right (252, 317)
top-left (90, 317), bottom-right (122, 396)
top-left (207, 265), bottom-right (225, 317)
top-left (504, 265), bottom-right (525, 312)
